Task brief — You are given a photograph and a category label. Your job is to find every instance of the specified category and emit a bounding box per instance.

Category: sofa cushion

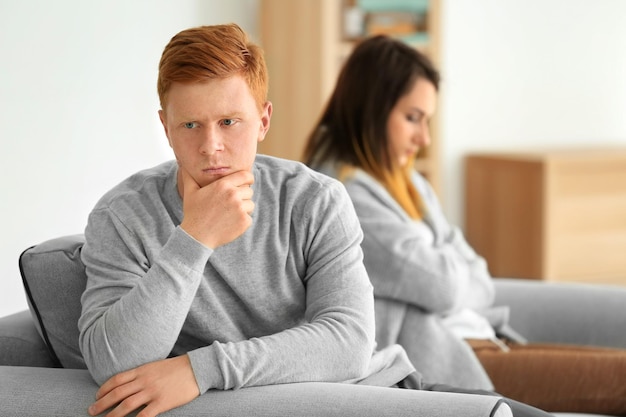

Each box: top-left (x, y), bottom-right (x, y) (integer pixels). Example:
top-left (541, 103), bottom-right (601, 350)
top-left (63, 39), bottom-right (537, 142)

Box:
top-left (19, 234), bottom-right (87, 368)
top-left (0, 310), bottom-right (56, 367)
top-left (0, 366), bottom-right (511, 417)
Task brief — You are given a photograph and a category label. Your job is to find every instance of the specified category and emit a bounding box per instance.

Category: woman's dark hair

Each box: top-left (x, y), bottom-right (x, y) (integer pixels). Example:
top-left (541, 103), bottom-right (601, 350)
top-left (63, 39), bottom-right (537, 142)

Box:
top-left (302, 35), bottom-right (439, 171)
top-left (302, 35), bottom-right (439, 218)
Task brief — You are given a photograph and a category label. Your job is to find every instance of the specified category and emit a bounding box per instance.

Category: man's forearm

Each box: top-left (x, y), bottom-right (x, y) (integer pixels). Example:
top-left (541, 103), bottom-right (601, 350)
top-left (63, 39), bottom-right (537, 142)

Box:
top-left (79, 226), bottom-right (211, 384)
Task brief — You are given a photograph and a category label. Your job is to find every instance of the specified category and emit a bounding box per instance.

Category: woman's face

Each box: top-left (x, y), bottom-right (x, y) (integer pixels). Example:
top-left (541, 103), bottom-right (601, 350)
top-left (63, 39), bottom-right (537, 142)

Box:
top-left (386, 78), bottom-right (438, 168)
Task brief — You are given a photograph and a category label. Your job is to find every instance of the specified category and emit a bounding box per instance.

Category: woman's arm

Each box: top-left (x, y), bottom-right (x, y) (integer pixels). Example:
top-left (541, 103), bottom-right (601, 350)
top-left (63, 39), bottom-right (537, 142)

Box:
top-left (346, 171), bottom-right (494, 314)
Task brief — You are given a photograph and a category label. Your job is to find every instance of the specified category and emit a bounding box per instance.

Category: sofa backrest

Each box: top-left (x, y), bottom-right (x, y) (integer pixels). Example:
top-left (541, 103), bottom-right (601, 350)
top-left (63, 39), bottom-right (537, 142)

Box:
top-left (19, 234), bottom-right (87, 369)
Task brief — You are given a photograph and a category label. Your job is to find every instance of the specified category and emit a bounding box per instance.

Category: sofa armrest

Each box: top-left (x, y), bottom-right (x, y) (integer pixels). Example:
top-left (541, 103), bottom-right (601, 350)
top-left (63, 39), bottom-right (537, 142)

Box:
top-left (494, 278), bottom-right (626, 348)
top-left (0, 310), bottom-right (56, 367)
top-left (0, 366), bottom-right (509, 417)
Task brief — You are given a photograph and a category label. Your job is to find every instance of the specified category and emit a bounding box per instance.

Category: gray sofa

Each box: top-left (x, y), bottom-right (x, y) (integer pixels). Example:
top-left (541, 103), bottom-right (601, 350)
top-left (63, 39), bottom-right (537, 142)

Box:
top-left (1, 235), bottom-right (625, 416)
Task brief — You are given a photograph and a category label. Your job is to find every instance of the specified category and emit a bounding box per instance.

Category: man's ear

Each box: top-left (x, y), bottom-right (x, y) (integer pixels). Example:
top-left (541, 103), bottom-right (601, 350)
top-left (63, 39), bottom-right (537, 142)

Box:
top-left (258, 101), bottom-right (272, 143)
top-left (158, 109), bottom-right (172, 147)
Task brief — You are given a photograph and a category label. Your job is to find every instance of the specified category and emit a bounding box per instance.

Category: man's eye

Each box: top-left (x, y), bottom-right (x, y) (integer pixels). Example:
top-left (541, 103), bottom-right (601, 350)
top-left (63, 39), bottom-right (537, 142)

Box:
top-left (184, 122), bottom-right (197, 129)
top-left (222, 119), bottom-right (235, 126)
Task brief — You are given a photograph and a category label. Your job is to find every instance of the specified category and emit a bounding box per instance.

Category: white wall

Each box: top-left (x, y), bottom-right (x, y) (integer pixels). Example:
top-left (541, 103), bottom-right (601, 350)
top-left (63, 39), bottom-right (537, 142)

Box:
top-left (441, 0), bottom-right (626, 226)
top-left (0, 0), bottom-right (258, 317)
top-left (3, 1), bottom-right (626, 318)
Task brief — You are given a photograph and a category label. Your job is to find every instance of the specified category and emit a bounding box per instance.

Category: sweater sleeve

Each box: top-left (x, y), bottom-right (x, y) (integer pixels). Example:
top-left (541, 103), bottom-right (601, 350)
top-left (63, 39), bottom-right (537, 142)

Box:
top-left (187, 181), bottom-right (376, 393)
top-left (347, 172), bottom-right (494, 315)
top-left (78, 208), bottom-right (212, 384)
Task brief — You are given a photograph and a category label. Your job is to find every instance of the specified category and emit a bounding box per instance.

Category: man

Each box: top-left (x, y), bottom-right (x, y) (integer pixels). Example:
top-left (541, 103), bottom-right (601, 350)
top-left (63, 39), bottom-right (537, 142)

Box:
top-left (78, 24), bottom-right (416, 417)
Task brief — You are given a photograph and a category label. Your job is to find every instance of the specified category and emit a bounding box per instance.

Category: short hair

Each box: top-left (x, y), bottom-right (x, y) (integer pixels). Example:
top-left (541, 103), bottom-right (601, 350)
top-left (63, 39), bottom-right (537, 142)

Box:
top-left (157, 23), bottom-right (268, 111)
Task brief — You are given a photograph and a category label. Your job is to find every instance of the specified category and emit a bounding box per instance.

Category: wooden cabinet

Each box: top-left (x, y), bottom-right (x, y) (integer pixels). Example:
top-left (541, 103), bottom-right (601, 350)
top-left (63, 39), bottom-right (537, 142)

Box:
top-left (258, 0), bottom-right (442, 193)
top-left (464, 149), bottom-right (626, 286)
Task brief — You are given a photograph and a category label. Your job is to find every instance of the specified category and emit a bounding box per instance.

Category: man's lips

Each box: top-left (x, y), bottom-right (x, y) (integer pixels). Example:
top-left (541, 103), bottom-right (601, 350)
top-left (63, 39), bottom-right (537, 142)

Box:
top-left (202, 166), bottom-right (229, 175)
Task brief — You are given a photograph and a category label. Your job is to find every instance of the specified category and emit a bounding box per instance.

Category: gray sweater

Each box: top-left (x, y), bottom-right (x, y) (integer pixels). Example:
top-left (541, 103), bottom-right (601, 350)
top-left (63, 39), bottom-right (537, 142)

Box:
top-left (343, 169), bottom-right (495, 315)
top-left (320, 166), bottom-right (501, 390)
top-left (78, 156), bottom-right (416, 393)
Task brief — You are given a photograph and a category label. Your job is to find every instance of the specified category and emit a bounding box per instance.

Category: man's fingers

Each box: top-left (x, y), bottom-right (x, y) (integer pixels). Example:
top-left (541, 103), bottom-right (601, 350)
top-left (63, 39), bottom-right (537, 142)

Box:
top-left (90, 378), bottom-right (141, 416)
top-left (137, 402), bottom-right (162, 417)
top-left (96, 370), bottom-right (135, 400)
top-left (227, 170), bottom-right (254, 188)
top-left (239, 183), bottom-right (254, 200)
top-left (242, 199), bottom-right (255, 215)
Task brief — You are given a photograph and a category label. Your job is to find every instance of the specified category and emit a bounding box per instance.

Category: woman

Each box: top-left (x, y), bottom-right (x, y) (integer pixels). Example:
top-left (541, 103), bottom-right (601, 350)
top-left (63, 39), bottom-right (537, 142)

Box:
top-left (303, 34), bottom-right (626, 415)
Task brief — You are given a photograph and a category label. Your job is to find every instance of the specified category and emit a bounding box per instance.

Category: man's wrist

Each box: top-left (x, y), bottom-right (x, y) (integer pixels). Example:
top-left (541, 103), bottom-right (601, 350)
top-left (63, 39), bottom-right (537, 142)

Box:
top-left (187, 347), bottom-right (225, 393)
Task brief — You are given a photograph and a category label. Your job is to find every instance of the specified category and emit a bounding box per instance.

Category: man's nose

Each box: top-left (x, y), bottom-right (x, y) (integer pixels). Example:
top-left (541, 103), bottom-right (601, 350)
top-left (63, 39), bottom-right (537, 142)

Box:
top-left (199, 128), bottom-right (224, 155)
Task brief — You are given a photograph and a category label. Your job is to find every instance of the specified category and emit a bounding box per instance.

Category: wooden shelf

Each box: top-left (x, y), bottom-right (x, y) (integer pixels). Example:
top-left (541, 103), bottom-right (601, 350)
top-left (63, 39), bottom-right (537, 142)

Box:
top-left (258, 0), bottom-right (442, 195)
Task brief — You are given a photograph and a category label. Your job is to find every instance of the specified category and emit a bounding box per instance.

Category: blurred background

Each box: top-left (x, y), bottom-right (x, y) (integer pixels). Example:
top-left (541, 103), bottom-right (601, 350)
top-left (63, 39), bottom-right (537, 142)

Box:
top-left (2, 0), bottom-right (626, 317)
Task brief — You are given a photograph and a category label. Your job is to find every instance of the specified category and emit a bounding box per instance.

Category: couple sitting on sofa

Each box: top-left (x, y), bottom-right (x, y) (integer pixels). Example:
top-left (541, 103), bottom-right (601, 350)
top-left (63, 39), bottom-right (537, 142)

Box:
top-left (26, 23), bottom-right (625, 417)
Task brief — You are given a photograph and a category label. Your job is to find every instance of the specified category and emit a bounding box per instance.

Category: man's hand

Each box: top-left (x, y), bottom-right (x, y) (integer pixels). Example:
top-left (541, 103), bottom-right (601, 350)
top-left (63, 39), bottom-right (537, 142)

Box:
top-left (179, 167), bottom-right (255, 249)
top-left (88, 355), bottom-right (200, 417)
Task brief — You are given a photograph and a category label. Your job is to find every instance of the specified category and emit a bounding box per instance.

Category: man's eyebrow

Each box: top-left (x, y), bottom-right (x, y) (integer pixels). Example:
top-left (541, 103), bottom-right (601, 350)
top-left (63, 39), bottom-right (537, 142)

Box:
top-left (219, 112), bottom-right (245, 119)
top-left (175, 111), bottom-right (245, 121)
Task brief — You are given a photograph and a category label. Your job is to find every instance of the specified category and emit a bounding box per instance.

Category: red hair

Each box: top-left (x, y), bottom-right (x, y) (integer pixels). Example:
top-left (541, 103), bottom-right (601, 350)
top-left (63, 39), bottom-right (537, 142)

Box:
top-left (157, 23), bottom-right (268, 111)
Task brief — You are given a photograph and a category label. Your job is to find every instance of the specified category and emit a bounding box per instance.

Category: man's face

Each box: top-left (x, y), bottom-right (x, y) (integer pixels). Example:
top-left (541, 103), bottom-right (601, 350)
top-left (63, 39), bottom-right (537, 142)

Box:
top-left (159, 75), bottom-right (271, 188)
